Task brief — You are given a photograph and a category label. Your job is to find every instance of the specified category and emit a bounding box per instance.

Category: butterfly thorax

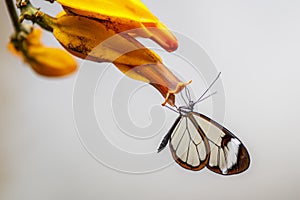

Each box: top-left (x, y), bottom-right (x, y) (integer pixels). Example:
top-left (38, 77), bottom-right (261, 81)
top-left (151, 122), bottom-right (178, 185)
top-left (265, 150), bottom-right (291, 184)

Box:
top-left (178, 100), bottom-right (195, 116)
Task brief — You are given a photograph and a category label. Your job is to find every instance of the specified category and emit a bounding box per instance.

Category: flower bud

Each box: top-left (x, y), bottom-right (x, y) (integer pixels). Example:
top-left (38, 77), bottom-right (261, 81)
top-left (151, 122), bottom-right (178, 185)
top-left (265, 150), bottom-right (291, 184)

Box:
top-left (8, 28), bottom-right (77, 77)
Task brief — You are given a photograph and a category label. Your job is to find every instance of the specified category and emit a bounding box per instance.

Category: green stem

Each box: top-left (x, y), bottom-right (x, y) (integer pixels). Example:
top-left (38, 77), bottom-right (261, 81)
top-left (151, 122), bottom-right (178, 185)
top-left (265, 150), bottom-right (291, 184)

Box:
top-left (18, 0), bottom-right (57, 32)
top-left (5, 0), bottom-right (21, 33)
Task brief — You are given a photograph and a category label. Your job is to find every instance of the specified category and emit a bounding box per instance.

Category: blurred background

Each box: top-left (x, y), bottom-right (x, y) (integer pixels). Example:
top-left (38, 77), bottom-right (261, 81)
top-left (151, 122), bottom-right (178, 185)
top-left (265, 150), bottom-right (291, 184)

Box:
top-left (1, 0), bottom-right (300, 199)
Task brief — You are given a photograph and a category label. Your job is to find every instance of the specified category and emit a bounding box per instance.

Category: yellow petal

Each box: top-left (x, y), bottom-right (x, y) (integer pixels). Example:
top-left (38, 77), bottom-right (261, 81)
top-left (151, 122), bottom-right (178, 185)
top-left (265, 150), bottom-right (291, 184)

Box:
top-left (8, 28), bottom-right (77, 77)
top-left (25, 28), bottom-right (43, 46)
top-left (57, 0), bottom-right (157, 22)
top-left (27, 46), bottom-right (77, 77)
top-left (143, 22), bottom-right (179, 52)
top-left (7, 41), bottom-right (23, 57)
top-left (56, 0), bottom-right (178, 51)
top-left (53, 15), bottom-right (161, 65)
top-left (114, 62), bottom-right (191, 106)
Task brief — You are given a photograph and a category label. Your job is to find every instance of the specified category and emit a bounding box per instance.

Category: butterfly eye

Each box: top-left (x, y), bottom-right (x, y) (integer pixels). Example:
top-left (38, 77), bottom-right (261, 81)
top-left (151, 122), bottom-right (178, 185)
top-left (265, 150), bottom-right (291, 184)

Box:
top-left (188, 100), bottom-right (194, 107)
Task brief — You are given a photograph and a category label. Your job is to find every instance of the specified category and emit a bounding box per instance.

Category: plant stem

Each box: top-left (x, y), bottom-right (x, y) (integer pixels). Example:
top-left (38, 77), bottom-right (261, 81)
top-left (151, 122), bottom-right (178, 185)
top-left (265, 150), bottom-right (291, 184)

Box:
top-left (5, 0), bottom-right (21, 33)
top-left (7, 0), bottom-right (57, 33)
top-left (18, 0), bottom-right (57, 32)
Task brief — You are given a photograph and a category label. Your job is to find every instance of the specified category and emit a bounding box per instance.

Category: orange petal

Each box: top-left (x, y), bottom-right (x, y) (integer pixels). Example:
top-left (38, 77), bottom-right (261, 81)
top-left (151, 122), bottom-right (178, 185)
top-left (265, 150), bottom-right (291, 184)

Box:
top-left (57, 0), bottom-right (178, 52)
top-left (143, 23), bottom-right (178, 52)
top-left (8, 28), bottom-right (77, 77)
top-left (27, 46), bottom-right (77, 77)
top-left (114, 61), bottom-right (191, 106)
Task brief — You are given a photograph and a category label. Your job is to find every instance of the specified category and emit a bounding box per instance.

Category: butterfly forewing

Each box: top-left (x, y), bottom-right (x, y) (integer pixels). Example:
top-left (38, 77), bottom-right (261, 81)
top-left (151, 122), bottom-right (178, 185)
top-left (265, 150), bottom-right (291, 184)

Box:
top-left (191, 112), bottom-right (250, 175)
top-left (169, 115), bottom-right (209, 171)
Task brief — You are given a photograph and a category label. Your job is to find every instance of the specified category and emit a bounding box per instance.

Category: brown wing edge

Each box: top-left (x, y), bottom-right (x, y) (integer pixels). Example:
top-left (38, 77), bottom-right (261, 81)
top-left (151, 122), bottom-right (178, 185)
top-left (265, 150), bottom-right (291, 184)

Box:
top-left (206, 143), bottom-right (250, 175)
top-left (192, 112), bottom-right (251, 175)
top-left (169, 142), bottom-right (207, 171)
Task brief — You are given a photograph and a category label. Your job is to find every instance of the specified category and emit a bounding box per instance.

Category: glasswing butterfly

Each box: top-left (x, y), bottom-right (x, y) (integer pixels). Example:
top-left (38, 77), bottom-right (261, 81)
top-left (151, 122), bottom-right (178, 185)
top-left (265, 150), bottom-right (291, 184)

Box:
top-left (158, 73), bottom-right (250, 175)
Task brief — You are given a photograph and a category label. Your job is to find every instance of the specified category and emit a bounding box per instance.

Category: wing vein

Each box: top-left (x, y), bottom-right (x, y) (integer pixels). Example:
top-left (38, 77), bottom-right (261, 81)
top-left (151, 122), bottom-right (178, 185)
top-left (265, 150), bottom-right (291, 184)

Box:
top-left (174, 117), bottom-right (187, 151)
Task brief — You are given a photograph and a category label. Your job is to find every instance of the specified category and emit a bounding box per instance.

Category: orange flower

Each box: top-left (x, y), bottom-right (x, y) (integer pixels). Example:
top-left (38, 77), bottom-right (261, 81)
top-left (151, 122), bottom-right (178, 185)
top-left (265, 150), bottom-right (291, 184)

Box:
top-left (52, 14), bottom-right (188, 105)
top-left (56, 0), bottom-right (178, 52)
top-left (8, 28), bottom-right (77, 77)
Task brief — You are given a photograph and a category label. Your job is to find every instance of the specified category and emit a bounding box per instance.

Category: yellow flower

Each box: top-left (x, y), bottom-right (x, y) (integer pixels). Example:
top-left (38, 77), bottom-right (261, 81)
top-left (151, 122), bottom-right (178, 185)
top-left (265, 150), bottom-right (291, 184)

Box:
top-left (8, 28), bottom-right (77, 77)
top-left (56, 0), bottom-right (178, 52)
top-left (52, 14), bottom-right (188, 105)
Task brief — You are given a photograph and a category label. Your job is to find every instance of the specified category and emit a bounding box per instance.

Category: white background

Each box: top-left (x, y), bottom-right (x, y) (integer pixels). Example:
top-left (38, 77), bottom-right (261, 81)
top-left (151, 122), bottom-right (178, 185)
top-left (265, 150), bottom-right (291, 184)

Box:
top-left (1, 0), bottom-right (300, 199)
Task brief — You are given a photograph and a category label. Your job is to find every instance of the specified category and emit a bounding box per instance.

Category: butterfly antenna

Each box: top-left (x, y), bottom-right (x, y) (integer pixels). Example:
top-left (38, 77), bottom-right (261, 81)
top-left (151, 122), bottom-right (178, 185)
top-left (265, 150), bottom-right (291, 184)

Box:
top-left (193, 72), bottom-right (221, 105)
top-left (197, 91), bottom-right (217, 103)
top-left (180, 89), bottom-right (188, 106)
top-left (185, 87), bottom-right (192, 103)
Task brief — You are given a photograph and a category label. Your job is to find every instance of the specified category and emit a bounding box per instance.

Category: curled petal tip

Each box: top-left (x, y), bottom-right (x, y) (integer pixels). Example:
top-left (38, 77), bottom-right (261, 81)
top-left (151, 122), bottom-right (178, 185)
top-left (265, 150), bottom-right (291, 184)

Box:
top-left (169, 80), bottom-right (192, 94)
top-left (166, 41), bottom-right (179, 52)
top-left (145, 24), bottom-right (178, 52)
top-left (150, 35), bottom-right (178, 52)
top-left (161, 93), bottom-right (175, 107)
top-left (161, 80), bottom-right (192, 106)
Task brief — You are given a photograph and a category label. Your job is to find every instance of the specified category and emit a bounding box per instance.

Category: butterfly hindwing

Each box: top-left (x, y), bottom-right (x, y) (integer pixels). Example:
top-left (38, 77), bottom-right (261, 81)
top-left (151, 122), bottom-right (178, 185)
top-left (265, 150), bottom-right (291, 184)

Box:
top-left (190, 112), bottom-right (250, 175)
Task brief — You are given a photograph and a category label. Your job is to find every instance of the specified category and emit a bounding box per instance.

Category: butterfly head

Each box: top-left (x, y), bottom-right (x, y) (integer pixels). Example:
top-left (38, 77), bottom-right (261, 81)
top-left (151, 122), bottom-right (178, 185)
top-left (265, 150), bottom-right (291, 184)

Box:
top-left (177, 103), bottom-right (194, 116)
top-left (166, 73), bottom-right (221, 116)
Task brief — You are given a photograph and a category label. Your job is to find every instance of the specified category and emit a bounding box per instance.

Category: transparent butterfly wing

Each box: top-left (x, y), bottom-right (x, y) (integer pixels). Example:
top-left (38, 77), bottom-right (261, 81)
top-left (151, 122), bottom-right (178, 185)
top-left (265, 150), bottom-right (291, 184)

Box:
top-left (168, 114), bottom-right (209, 171)
top-left (192, 112), bottom-right (250, 175)
top-left (169, 112), bottom-right (250, 175)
